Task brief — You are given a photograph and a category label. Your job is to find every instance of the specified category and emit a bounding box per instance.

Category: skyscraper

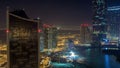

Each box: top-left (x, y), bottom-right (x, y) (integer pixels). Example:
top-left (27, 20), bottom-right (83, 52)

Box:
top-left (92, 0), bottom-right (107, 45)
top-left (43, 24), bottom-right (58, 53)
top-left (80, 23), bottom-right (92, 44)
top-left (7, 9), bottom-right (39, 68)
top-left (107, 6), bottom-right (120, 40)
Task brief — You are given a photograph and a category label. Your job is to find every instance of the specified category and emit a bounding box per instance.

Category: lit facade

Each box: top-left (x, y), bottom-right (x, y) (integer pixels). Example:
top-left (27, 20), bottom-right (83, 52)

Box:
top-left (43, 24), bottom-right (58, 52)
top-left (50, 27), bottom-right (58, 48)
top-left (107, 6), bottom-right (120, 40)
top-left (80, 24), bottom-right (92, 44)
top-left (38, 20), bottom-right (44, 52)
top-left (0, 44), bottom-right (7, 67)
top-left (8, 10), bottom-right (39, 68)
top-left (92, 0), bottom-right (107, 45)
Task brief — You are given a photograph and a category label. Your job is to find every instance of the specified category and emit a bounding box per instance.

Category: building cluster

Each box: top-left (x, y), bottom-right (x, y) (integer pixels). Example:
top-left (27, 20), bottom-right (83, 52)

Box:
top-left (75, 0), bottom-right (120, 46)
top-left (57, 32), bottom-right (80, 46)
top-left (91, 0), bottom-right (120, 46)
top-left (1, 0), bottom-right (120, 67)
top-left (8, 9), bottom-right (58, 52)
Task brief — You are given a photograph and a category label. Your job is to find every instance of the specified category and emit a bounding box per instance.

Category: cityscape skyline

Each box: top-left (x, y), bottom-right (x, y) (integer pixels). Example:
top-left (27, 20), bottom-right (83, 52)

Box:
top-left (1, 0), bottom-right (120, 68)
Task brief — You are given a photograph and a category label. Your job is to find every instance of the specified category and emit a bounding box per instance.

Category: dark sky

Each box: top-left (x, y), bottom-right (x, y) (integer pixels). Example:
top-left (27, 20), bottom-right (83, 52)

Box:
top-left (0, 0), bottom-right (120, 28)
top-left (0, 0), bottom-right (92, 28)
top-left (107, 0), bottom-right (120, 7)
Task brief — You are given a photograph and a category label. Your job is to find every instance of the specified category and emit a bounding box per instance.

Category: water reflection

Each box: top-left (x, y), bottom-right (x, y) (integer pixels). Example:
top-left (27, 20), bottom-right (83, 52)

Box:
top-left (105, 55), bottom-right (110, 68)
top-left (76, 48), bottom-right (120, 68)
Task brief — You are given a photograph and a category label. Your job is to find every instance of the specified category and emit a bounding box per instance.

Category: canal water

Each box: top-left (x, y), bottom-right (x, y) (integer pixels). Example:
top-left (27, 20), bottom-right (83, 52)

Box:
top-left (76, 48), bottom-right (120, 68)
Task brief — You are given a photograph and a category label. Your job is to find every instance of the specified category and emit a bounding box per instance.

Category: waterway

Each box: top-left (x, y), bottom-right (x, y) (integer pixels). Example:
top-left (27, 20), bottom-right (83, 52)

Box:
top-left (74, 47), bottom-right (120, 68)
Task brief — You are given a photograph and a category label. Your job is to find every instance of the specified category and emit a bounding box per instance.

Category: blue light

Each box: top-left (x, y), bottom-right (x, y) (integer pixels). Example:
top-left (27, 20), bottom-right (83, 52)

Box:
top-left (103, 39), bottom-right (109, 43)
top-left (105, 55), bottom-right (110, 68)
top-left (108, 6), bottom-right (120, 11)
top-left (70, 51), bottom-right (76, 58)
top-left (105, 48), bottom-right (108, 50)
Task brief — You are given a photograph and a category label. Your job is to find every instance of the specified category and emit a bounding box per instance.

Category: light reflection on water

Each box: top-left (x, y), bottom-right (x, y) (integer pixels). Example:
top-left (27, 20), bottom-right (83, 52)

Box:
top-left (76, 48), bottom-right (120, 68)
top-left (105, 55), bottom-right (110, 68)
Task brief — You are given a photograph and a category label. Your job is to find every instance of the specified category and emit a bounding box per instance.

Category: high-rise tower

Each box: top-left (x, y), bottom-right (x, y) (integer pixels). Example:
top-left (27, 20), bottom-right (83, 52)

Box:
top-left (80, 23), bottom-right (92, 44)
top-left (7, 9), bottom-right (39, 68)
top-left (107, 6), bottom-right (120, 41)
top-left (92, 0), bottom-right (107, 45)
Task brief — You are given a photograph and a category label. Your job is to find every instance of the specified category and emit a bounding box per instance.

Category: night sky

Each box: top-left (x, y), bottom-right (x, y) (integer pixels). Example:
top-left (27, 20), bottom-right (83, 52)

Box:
top-left (0, 0), bottom-right (120, 28)
top-left (0, 0), bottom-right (92, 28)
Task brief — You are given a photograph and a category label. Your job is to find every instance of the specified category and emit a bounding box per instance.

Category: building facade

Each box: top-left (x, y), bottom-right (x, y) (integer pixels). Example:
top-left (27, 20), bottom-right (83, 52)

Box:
top-left (80, 23), bottom-right (92, 44)
top-left (107, 6), bottom-right (120, 40)
top-left (43, 24), bottom-right (58, 52)
top-left (8, 10), bottom-right (39, 68)
top-left (92, 0), bottom-right (107, 45)
top-left (0, 29), bottom-right (7, 44)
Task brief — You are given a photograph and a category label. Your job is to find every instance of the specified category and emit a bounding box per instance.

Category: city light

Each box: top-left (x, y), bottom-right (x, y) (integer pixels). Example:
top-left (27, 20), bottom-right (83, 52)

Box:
top-left (105, 48), bottom-right (108, 50)
top-left (38, 29), bottom-right (42, 33)
top-left (103, 39), bottom-right (109, 43)
top-left (1, 0), bottom-right (120, 68)
top-left (70, 51), bottom-right (75, 57)
top-left (6, 30), bottom-right (9, 33)
top-left (43, 24), bottom-right (51, 28)
top-left (80, 23), bottom-right (90, 27)
top-left (108, 6), bottom-right (120, 11)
